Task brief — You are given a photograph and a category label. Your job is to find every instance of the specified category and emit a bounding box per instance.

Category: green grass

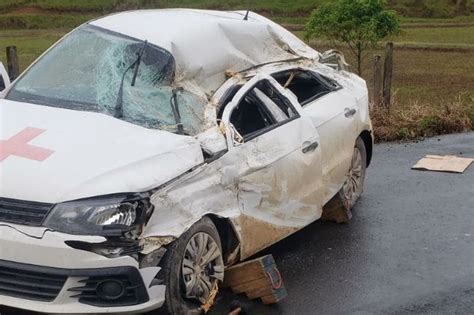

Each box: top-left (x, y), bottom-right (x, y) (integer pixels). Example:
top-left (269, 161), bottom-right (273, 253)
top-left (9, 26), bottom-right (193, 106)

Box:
top-left (0, 14), bottom-right (94, 29)
top-left (265, 16), bottom-right (309, 25)
top-left (296, 24), bottom-right (474, 47)
top-left (0, 29), bottom-right (63, 70)
top-left (0, 0), bottom-right (116, 12)
top-left (0, 0), bottom-right (29, 11)
top-left (389, 49), bottom-right (474, 107)
top-left (396, 26), bottom-right (474, 45)
top-left (311, 42), bottom-right (474, 109)
top-left (33, 0), bottom-right (116, 11)
top-left (400, 15), bottom-right (474, 24)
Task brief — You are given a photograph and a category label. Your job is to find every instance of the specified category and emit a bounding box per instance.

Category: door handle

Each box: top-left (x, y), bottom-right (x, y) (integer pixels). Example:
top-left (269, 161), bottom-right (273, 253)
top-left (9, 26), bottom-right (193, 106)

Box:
top-left (344, 108), bottom-right (357, 118)
top-left (302, 141), bottom-right (319, 154)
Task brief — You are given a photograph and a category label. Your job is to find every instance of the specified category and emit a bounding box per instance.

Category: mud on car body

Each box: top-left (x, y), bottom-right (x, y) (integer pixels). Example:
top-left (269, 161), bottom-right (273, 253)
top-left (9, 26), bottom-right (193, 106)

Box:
top-left (0, 9), bottom-right (373, 314)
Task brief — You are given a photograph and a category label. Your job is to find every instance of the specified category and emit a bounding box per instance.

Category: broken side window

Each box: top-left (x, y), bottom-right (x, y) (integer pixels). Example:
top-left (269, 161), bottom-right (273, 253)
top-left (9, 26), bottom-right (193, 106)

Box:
top-left (230, 80), bottom-right (297, 141)
top-left (272, 69), bottom-right (340, 106)
top-left (6, 25), bottom-right (206, 135)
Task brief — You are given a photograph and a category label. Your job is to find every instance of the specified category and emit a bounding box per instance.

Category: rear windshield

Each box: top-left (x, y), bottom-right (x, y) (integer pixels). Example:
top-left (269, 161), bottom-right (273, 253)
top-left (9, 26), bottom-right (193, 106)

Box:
top-left (6, 25), bottom-right (207, 135)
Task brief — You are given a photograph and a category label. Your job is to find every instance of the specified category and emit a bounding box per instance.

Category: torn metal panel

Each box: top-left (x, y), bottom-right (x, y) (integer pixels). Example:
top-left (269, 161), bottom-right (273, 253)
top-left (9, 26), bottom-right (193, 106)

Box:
top-left (319, 49), bottom-right (349, 71)
top-left (91, 9), bottom-right (319, 96)
top-left (141, 236), bottom-right (176, 255)
top-left (143, 158), bottom-right (242, 240)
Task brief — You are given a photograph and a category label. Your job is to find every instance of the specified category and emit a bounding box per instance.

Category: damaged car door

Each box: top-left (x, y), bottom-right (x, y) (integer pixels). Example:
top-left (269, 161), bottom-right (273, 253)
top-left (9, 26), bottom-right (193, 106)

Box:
top-left (273, 68), bottom-right (360, 202)
top-left (302, 72), bottom-right (360, 202)
top-left (221, 74), bottom-right (323, 259)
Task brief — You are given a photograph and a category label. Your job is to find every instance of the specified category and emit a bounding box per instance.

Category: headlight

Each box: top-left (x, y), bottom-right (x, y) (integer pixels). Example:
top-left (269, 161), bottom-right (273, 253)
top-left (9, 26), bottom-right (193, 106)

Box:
top-left (43, 194), bottom-right (151, 235)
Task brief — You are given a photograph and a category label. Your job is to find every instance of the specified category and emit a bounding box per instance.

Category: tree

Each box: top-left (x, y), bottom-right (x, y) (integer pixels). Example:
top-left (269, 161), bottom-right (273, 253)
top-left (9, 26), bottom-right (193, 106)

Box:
top-left (305, 0), bottom-right (400, 75)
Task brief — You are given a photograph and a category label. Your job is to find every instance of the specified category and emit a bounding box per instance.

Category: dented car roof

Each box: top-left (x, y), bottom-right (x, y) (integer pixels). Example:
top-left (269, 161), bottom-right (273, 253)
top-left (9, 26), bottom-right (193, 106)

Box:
top-left (91, 9), bottom-right (320, 95)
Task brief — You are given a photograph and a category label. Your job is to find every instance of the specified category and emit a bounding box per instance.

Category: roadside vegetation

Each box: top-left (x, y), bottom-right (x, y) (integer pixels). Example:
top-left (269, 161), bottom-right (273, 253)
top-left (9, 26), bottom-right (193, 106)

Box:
top-left (305, 0), bottom-right (400, 75)
top-left (0, 0), bottom-right (473, 142)
top-left (372, 96), bottom-right (474, 142)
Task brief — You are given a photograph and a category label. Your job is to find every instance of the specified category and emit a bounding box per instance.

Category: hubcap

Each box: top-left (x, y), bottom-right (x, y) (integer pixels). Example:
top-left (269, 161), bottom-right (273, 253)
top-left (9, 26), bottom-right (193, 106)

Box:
top-left (181, 232), bottom-right (224, 304)
top-left (342, 147), bottom-right (363, 208)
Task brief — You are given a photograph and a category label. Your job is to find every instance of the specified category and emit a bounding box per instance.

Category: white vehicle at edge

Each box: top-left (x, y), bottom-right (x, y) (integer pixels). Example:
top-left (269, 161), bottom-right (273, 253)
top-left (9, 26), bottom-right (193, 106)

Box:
top-left (0, 9), bottom-right (373, 315)
top-left (0, 61), bottom-right (10, 93)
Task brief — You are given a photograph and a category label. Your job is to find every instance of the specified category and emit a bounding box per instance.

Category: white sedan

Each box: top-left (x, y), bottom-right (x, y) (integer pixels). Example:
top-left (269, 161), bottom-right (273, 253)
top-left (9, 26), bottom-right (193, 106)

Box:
top-left (0, 9), bottom-right (372, 315)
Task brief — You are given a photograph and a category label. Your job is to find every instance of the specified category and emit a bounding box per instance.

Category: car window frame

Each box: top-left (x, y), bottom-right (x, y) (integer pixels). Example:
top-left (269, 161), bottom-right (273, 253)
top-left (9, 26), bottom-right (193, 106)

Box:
top-left (222, 78), bottom-right (301, 145)
top-left (272, 68), bottom-right (342, 107)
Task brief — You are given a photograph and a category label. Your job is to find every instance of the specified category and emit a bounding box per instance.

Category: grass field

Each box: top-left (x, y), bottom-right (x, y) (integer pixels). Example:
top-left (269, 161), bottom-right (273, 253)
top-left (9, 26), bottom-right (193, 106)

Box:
top-left (0, 0), bottom-right (473, 140)
top-left (397, 26), bottom-right (474, 45)
top-left (312, 43), bottom-right (474, 107)
top-left (0, 29), bottom-right (64, 70)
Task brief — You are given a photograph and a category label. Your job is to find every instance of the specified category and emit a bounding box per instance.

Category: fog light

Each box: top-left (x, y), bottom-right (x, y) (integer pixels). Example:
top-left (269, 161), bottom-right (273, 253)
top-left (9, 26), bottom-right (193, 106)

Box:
top-left (96, 279), bottom-right (125, 300)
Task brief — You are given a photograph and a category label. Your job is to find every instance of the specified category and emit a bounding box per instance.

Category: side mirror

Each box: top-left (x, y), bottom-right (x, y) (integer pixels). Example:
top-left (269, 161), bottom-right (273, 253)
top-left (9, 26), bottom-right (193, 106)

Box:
top-left (0, 62), bottom-right (11, 92)
top-left (196, 126), bottom-right (228, 156)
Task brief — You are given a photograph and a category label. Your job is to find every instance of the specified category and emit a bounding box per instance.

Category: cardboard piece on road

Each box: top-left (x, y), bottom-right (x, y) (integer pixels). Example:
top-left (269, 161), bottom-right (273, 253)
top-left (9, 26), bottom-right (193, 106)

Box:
top-left (412, 155), bottom-right (474, 173)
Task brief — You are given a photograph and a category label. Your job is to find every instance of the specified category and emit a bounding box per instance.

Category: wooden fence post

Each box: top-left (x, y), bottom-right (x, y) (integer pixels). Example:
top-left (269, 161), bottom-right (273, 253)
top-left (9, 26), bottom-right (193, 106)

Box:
top-left (383, 42), bottom-right (394, 109)
top-left (6, 46), bottom-right (20, 81)
top-left (373, 54), bottom-right (383, 107)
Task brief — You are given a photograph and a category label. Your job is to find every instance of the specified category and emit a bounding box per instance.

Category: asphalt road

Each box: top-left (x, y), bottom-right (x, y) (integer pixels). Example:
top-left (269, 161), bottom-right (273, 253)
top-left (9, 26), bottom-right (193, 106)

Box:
top-left (1, 132), bottom-right (473, 315)
top-left (210, 132), bottom-right (474, 314)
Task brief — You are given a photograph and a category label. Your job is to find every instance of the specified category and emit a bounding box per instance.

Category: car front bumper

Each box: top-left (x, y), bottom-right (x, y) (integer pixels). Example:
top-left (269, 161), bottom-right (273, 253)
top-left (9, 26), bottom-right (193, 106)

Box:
top-left (0, 223), bottom-right (165, 314)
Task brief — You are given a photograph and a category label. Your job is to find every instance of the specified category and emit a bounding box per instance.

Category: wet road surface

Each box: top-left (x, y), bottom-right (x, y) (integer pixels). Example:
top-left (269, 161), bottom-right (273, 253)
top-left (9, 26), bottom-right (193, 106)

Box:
top-left (211, 132), bottom-right (474, 314)
top-left (2, 132), bottom-right (473, 314)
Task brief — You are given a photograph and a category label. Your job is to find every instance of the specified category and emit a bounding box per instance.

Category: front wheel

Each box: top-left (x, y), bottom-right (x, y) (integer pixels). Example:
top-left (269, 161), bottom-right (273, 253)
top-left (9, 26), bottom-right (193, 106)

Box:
top-left (156, 217), bottom-right (224, 315)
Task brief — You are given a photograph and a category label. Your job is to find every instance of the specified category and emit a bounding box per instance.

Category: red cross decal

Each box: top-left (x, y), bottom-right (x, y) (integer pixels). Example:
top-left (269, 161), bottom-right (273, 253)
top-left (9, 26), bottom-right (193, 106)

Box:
top-left (0, 127), bottom-right (54, 162)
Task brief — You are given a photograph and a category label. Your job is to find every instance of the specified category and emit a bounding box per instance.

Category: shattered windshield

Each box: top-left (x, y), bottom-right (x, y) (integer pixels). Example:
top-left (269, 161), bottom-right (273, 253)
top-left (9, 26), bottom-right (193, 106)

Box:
top-left (6, 25), bottom-right (206, 135)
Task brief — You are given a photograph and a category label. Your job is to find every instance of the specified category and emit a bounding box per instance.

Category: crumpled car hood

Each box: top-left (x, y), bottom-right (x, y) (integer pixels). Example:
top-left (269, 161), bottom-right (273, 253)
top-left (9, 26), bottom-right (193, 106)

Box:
top-left (0, 100), bottom-right (204, 203)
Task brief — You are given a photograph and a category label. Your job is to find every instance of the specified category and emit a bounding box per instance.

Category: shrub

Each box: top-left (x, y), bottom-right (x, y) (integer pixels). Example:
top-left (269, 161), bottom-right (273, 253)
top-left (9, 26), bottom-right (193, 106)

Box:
top-left (371, 94), bottom-right (474, 142)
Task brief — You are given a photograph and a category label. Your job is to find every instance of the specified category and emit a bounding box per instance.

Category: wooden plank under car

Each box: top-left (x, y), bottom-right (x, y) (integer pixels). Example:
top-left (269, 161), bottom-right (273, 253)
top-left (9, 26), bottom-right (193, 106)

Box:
top-left (224, 254), bottom-right (287, 305)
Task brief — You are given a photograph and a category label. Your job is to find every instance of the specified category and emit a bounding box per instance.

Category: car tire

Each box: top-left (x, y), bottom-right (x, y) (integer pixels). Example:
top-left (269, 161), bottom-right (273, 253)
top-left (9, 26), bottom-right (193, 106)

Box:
top-left (339, 136), bottom-right (367, 210)
top-left (155, 217), bottom-right (224, 315)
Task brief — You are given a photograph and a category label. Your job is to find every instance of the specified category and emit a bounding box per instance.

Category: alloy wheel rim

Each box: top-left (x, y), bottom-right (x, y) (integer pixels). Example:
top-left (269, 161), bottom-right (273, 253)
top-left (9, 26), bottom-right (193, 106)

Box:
top-left (342, 147), bottom-right (363, 207)
top-left (181, 232), bottom-right (224, 304)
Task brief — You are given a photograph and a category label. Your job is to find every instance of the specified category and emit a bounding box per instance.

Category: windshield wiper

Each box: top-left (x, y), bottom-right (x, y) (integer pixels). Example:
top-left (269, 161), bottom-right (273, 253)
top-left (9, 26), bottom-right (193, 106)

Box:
top-left (114, 40), bottom-right (148, 118)
top-left (170, 87), bottom-right (184, 135)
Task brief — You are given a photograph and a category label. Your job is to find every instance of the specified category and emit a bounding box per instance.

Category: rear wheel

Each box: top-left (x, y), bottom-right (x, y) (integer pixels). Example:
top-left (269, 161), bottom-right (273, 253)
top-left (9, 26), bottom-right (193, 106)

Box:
top-left (339, 137), bottom-right (367, 209)
top-left (156, 217), bottom-right (224, 315)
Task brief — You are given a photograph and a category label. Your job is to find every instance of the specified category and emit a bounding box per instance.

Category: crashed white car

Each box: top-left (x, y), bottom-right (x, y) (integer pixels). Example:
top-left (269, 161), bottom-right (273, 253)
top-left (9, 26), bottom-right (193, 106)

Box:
top-left (0, 9), bottom-right (372, 315)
